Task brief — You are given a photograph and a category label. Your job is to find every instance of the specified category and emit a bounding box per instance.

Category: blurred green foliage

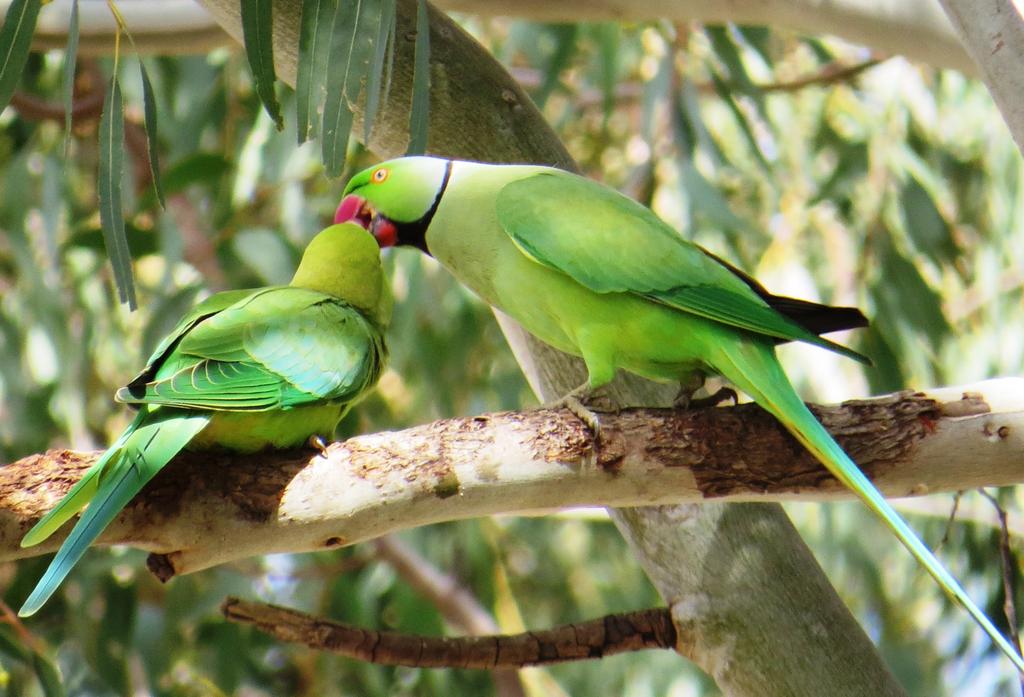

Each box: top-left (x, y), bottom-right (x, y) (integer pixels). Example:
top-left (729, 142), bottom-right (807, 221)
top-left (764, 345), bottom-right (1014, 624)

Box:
top-left (0, 10), bottom-right (1022, 697)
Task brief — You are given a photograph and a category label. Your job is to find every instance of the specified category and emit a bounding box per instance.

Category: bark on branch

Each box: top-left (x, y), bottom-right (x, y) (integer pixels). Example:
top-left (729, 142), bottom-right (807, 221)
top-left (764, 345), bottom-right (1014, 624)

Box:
top-left (11, 0), bottom-right (975, 73)
top-left (2, 380), bottom-right (1021, 581)
top-left (221, 599), bottom-right (677, 669)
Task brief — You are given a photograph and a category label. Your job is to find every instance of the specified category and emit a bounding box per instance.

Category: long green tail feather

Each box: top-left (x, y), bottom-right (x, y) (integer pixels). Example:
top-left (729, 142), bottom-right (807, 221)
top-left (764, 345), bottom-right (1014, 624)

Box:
top-left (20, 412), bottom-right (146, 548)
top-left (714, 339), bottom-right (1024, 674)
top-left (19, 410), bottom-right (209, 617)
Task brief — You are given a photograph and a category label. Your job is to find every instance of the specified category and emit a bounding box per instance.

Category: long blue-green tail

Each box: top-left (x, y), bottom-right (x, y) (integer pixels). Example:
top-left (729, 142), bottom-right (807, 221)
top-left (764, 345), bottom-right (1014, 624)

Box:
top-left (19, 408), bottom-right (209, 617)
top-left (714, 339), bottom-right (1024, 674)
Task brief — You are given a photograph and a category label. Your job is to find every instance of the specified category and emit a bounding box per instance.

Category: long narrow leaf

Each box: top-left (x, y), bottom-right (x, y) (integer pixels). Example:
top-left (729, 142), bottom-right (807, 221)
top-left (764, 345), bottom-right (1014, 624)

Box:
top-left (708, 68), bottom-right (771, 171)
top-left (241, 0), bottom-right (284, 130)
top-left (381, 0), bottom-right (396, 115)
top-left (139, 61), bottom-right (165, 208)
top-left (363, 0), bottom-right (395, 142)
top-left (344, 0), bottom-right (380, 104)
top-left (62, 0), bottom-right (80, 159)
top-left (296, 0), bottom-right (328, 143)
top-left (321, 0), bottom-right (360, 176)
top-left (98, 76), bottom-right (136, 309)
top-left (31, 650), bottom-right (64, 697)
top-left (406, 0), bottom-right (430, 155)
top-left (0, 0), bottom-right (42, 112)
top-left (534, 24), bottom-right (577, 109)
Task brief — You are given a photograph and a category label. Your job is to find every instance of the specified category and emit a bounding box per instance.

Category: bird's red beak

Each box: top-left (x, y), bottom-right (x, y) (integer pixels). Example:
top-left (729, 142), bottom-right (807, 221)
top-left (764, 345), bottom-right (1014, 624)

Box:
top-left (335, 195), bottom-right (398, 248)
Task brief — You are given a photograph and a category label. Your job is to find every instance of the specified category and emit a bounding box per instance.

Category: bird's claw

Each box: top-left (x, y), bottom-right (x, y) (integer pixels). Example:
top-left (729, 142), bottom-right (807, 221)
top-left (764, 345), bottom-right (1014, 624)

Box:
top-left (562, 394), bottom-right (604, 443)
top-left (308, 434), bottom-right (331, 457)
top-left (546, 383), bottom-right (612, 445)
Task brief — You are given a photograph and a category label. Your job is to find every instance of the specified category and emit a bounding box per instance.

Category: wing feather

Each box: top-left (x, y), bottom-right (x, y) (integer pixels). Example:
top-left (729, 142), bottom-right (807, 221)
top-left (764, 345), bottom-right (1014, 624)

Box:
top-left (118, 287), bottom-right (384, 411)
top-left (496, 171), bottom-right (868, 362)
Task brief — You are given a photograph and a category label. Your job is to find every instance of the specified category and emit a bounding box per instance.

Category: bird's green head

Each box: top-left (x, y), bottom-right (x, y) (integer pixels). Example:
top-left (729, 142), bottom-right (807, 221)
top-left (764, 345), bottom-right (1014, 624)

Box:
top-left (336, 156), bottom-right (451, 253)
top-left (292, 222), bottom-right (392, 327)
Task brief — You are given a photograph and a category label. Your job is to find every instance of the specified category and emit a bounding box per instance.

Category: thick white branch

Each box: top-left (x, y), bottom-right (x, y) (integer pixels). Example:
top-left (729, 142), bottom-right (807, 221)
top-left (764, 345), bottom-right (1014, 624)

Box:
top-left (938, 0), bottom-right (1024, 151)
top-left (3, 0), bottom-right (973, 70)
top-left (2, 379), bottom-right (1021, 582)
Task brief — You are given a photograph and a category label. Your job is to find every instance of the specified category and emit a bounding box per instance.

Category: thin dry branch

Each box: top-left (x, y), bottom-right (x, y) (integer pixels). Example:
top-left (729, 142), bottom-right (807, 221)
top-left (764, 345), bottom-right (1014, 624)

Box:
top-left (222, 598), bottom-right (676, 669)
top-left (2, 380), bottom-right (1022, 583)
top-left (373, 536), bottom-right (528, 697)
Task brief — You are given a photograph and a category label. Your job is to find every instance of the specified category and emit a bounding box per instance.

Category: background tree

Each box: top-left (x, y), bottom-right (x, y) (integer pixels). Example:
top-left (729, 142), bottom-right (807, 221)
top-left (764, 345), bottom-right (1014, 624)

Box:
top-left (0, 0), bottom-right (1022, 695)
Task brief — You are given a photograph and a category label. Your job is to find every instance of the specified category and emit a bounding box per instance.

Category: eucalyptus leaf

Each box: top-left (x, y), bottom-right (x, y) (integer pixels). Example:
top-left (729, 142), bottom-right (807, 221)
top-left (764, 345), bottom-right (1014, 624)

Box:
top-left (140, 61), bottom-right (166, 208)
top-left (31, 650), bottom-right (65, 697)
top-left (901, 176), bottom-right (959, 268)
top-left (704, 24), bottom-right (772, 136)
top-left (534, 24), bottom-right (578, 109)
top-left (0, 0), bottom-right (42, 112)
top-left (98, 76), bottom-right (137, 310)
top-left (591, 23), bottom-right (620, 124)
top-left (241, 0), bottom-right (284, 130)
top-left (872, 233), bottom-right (951, 348)
top-left (708, 67), bottom-right (771, 171)
top-left (61, 0), bottom-right (80, 160)
top-left (407, 0), bottom-right (431, 155)
top-left (296, 0), bottom-right (331, 143)
top-left (321, 0), bottom-right (360, 175)
top-left (363, 0), bottom-right (396, 142)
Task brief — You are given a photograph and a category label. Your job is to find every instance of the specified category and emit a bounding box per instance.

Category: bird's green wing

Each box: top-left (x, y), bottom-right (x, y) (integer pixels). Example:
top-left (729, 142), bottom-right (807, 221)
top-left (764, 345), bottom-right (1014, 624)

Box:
top-left (118, 287), bottom-right (383, 411)
top-left (127, 288), bottom-right (261, 389)
top-left (495, 171), bottom-right (868, 363)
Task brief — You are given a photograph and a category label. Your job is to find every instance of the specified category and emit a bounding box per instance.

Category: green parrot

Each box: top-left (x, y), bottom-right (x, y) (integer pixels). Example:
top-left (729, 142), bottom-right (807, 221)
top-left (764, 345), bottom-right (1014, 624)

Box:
top-left (336, 156), bottom-right (1024, 672)
top-left (19, 222), bottom-right (390, 617)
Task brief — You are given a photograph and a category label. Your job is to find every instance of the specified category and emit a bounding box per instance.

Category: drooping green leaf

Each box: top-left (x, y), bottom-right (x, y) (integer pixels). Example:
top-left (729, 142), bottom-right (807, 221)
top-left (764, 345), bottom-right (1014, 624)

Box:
top-left (872, 232), bottom-right (951, 348)
top-left (381, 0), bottom-right (396, 115)
top-left (736, 25), bottom-right (773, 65)
top-left (708, 67), bottom-right (772, 171)
top-left (296, 0), bottom-right (331, 143)
top-left (860, 323), bottom-right (906, 394)
top-left (705, 25), bottom-right (761, 102)
top-left (641, 47), bottom-right (671, 143)
top-left (363, 0), bottom-right (396, 142)
top-left (590, 23), bottom-right (620, 124)
top-left (406, 0), bottom-right (431, 155)
top-left (534, 24), bottom-right (578, 109)
top-left (0, 0), bottom-right (42, 112)
top-left (139, 60), bottom-right (166, 208)
top-left (61, 0), bottom-right (80, 159)
top-left (901, 175), bottom-right (959, 268)
top-left (321, 0), bottom-right (361, 175)
top-left (343, 0), bottom-right (381, 104)
top-left (30, 650), bottom-right (64, 697)
top-left (320, 0), bottom-right (383, 173)
top-left (241, 0), bottom-right (284, 130)
top-left (98, 75), bottom-right (136, 310)
top-left (94, 576), bottom-right (136, 697)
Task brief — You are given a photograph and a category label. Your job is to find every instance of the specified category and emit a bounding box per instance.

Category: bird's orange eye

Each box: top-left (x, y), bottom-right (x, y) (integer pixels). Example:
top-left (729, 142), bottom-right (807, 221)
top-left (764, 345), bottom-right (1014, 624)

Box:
top-left (372, 168), bottom-right (389, 183)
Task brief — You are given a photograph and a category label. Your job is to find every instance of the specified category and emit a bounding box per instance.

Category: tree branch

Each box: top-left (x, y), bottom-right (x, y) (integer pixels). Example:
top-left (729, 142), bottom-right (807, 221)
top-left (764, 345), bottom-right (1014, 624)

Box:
top-left (373, 536), bottom-right (527, 697)
top-left (938, 0), bottom-right (1024, 153)
top-left (222, 599), bottom-right (676, 668)
top-left (3, 380), bottom-right (1021, 581)
top-left (8, 0), bottom-right (975, 73)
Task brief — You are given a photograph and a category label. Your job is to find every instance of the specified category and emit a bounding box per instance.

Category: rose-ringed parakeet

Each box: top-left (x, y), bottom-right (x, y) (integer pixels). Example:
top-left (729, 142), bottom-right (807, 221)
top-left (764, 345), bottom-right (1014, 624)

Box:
top-left (19, 222), bottom-right (390, 617)
top-left (335, 156), bottom-right (1024, 672)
